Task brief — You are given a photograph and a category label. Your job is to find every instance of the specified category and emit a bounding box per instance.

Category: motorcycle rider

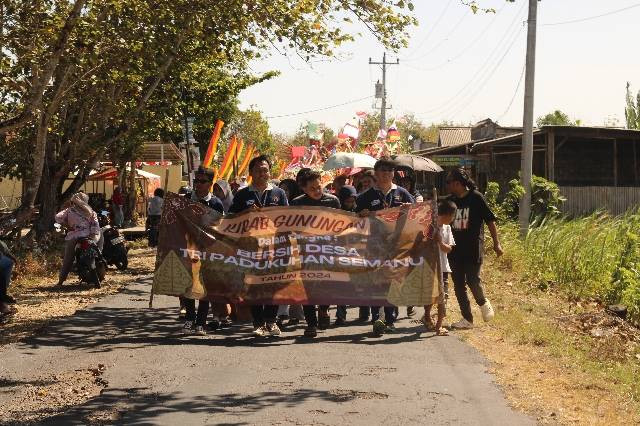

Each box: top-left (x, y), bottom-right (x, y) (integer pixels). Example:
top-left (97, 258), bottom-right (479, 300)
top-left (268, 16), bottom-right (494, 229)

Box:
top-left (55, 192), bottom-right (101, 286)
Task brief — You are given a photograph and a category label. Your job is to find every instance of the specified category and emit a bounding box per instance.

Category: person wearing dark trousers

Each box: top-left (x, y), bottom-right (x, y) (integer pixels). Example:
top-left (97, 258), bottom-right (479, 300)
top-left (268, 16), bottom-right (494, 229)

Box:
top-left (291, 168), bottom-right (341, 337)
top-left (229, 155), bottom-right (288, 337)
top-left (445, 168), bottom-right (502, 330)
top-left (335, 185), bottom-right (358, 326)
top-left (182, 166), bottom-right (225, 336)
top-left (355, 157), bottom-right (415, 336)
top-left (0, 239), bottom-right (17, 319)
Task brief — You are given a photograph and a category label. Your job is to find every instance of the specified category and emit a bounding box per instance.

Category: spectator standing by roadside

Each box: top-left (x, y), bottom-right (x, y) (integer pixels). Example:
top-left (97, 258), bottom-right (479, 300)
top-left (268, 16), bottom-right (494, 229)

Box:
top-left (111, 186), bottom-right (125, 228)
top-left (0, 238), bottom-right (17, 319)
top-left (147, 188), bottom-right (164, 247)
top-left (445, 168), bottom-right (502, 330)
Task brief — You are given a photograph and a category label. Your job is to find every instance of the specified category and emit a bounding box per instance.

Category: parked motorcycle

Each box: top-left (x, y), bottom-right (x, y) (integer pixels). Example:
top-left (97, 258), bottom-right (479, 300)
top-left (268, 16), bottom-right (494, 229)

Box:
top-left (98, 211), bottom-right (128, 270)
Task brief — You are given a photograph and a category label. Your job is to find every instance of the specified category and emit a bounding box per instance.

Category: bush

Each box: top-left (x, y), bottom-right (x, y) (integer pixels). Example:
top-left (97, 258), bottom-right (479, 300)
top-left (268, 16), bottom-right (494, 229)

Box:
top-left (484, 182), bottom-right (505, 222)
top-left (502, 211), bottom-right (640, 325)
top-left (487, 175), bottom-right (565, 222)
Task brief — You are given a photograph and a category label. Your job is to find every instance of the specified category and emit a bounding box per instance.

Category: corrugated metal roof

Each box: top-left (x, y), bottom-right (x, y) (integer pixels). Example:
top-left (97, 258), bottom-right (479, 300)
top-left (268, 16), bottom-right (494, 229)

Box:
top-left (438, 127), bottom-right (472, 147)
top-left (138, 143), bottom-right (184, 163)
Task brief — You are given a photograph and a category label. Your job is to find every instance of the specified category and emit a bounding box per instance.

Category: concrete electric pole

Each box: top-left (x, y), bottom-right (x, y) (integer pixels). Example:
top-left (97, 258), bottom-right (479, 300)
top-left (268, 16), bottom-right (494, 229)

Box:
top-left (519, 0), bottom-right (538, 236)
top-left (369, 52), bottom-right (399, 131)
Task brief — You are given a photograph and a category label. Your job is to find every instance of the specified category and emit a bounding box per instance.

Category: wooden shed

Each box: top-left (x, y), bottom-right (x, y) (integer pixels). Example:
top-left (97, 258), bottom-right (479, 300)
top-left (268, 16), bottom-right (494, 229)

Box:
top-left (415, 125), bottom-right (640, 216)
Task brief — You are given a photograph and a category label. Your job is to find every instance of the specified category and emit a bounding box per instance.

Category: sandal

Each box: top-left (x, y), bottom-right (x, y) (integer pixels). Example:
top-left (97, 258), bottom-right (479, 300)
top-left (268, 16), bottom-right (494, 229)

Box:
top-left (436, 327), bottom-right (449, 336)
top-left (421, 315), bottom-right (436, 331)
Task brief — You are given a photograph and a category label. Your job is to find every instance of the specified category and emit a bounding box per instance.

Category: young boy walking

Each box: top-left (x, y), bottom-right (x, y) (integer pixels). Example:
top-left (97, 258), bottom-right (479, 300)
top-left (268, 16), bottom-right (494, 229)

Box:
top-left (423, 200), bottom-right (457, 336)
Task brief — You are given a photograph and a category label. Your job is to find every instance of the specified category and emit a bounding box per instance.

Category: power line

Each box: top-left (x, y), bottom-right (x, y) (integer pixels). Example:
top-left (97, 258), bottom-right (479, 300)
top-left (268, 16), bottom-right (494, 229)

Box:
top-left (416, 2), bottom-right (527, 116)
top-left (400, 1), bottom-right (511, 73)
top-left (402, 7), bottom-right (470, 63)
top-left (265, 95), bottom-right (373, 119)
top-left (497, 61), bottom-right (526, 123)
top-left (402, 0), bottom-right (453, 60)
top-left (542, 2), bottom-right (640, 26)
top-left (437, 25), bottom-right (525, 120)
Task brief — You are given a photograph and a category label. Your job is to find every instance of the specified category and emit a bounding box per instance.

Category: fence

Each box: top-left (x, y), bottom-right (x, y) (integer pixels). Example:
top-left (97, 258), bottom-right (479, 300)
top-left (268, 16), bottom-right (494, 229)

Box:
top-left (560, 186), bottom-right (640, 216)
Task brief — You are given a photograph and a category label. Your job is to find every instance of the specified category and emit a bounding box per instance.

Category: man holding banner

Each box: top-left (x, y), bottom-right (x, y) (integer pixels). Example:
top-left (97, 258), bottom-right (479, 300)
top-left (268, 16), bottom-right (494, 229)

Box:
top-left (182, 167), bottom-right (225, 335)
top-left (290, 168), bottom-right (341, 338)
top-left (152, 158), bottom-right (443, 342)
top-left (228, 155), bottom-right (289, 337)
top-left (355, 157), bottom-right (415, 336)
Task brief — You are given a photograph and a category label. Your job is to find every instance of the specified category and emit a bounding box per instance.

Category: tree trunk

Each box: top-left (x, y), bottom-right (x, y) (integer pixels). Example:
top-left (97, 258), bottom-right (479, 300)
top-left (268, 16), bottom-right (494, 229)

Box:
top-left (124, 164), bottom-right (137, 225)
top-left (34, 167), bottom-right (63, 239)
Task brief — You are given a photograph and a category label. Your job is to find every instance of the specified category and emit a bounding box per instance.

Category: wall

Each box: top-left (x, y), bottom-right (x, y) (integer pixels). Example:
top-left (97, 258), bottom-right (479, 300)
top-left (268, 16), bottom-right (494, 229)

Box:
top-left (560, 186), bottom-right (640, 216)
top-left (138, 164), bottom-right (183, 193)
top-left (0, 177), bottom-right (21, 210)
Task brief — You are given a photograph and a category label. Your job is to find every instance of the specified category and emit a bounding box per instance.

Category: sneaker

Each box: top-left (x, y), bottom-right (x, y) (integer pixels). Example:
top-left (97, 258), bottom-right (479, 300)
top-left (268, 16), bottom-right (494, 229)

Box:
top-left (372, 319), bottom-right (386, 337)
top-left (178, 307), bottom-right (187, 320)
top-left (384, 323), bottom-right (396, 333)
top-left (182, 320), bottom-right (194, 334)
top-left (357, 315), bottom-right (370, 323)
top-left (303, 326), bottom-right (318, 338)
top-left (407, 306), bottom-right (415, 317)
top-left (480, 299), bottom-right (495, 322)
top-left (208, 319), bottom-right (220, 331)
top-left (265, 322), bottom-right (282, 337)
top-left (195, 325), bottom-right (207, 335)
top-left (318, 315), bottom-right (331, 330)
top-left (287, 317), bottom-right (300, 326)
top-left (334, 317), bottom-right (346, 327)
top-left (253, 325), bottom-right (268, 337)
top-left (219, 317), bottom-right (232, 328)
top-left (451, 318), bottom-right (474, 330)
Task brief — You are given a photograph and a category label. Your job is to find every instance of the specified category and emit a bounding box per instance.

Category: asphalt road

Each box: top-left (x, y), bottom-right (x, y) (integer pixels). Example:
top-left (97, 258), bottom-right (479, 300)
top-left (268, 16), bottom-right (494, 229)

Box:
top-left (0, 277), bottom-right (534, 425)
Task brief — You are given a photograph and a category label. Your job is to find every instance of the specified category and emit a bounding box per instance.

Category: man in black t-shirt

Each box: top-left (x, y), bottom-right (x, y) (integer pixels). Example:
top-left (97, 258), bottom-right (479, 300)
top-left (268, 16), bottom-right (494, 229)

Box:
top-left (355, 157), bottom-right (415, 336)
top-left (291, 168), bottom-right (341, 338)
top-left (229, 155), bottom-right (288, 338)
top-left (446, 168), bottom-right (503, 330)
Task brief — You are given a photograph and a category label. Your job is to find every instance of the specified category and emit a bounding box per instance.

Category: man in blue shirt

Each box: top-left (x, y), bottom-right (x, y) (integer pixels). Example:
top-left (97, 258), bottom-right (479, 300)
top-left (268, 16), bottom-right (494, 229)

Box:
top-left (355, 157), bottom-right (414, 336)
top-left (229, 155), bottom-right (288, 337)
top-left (290, 168), bottom-right (341, 337)
top-left (182, 166), bottom-right (225, 336)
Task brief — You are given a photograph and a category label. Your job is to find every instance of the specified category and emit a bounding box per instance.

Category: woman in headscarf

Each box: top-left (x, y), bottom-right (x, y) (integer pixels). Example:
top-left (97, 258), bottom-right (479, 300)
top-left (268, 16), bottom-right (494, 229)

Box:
top-left (55, 192), bottom-right (101, 286)
top-left (212, 179), bottom-right (234, 213)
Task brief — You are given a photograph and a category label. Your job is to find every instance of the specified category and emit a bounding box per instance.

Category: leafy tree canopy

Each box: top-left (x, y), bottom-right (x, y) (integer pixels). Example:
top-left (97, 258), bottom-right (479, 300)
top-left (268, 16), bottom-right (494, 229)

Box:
top-left (536, 110), bottom-right (581, 127)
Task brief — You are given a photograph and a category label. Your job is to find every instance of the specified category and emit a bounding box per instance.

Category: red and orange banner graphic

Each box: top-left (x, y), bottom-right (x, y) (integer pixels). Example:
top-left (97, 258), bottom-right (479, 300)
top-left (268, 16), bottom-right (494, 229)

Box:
top-left (203, 120), bottom-right (224, 169)
top-left (152, 193), bottom-right (442, 306)
top-left (215, 135), bottom-right (238, 181)
top-left (237, 144), bottom-right (255, 177)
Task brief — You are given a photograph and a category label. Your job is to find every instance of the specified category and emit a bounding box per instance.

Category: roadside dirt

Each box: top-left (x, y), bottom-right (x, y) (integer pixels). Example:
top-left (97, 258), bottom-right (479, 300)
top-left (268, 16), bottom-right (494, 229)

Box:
top-left (461, 255), bottom-right (640, 425)
top-left (0, 248), bottom-right (156, 346)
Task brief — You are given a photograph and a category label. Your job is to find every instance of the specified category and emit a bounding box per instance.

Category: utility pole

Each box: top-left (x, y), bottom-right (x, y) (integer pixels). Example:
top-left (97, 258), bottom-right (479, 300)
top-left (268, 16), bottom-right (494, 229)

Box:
top-left (519, 0), bottom-right (538, 236)
top-left (369, 52), bottom-right (399, 131)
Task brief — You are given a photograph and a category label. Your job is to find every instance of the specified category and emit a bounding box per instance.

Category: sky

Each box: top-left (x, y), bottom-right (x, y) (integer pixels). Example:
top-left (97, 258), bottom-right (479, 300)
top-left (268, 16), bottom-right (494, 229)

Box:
top-left (238, 0), bottom-right (640, 136)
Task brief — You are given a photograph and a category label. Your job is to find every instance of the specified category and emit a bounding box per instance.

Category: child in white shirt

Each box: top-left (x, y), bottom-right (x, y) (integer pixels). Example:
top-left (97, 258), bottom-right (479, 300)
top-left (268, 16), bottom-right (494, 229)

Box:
top-left (424, 200), bottom-right (457, 336)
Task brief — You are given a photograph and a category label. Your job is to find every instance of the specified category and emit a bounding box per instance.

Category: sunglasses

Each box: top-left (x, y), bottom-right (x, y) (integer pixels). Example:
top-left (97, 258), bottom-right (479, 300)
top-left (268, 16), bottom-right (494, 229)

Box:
top-left (194, 178), bottom-right (212, 184)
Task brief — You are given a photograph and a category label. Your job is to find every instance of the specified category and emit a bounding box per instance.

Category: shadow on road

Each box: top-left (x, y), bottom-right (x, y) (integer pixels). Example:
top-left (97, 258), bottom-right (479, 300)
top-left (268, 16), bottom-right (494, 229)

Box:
top-left (38, 386), bottom-right (363, 425)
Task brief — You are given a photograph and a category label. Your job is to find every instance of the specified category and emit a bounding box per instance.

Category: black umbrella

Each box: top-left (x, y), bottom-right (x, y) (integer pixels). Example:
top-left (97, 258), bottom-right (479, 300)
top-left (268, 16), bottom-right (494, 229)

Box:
top-left (392, 154), bottom-right (443, 173)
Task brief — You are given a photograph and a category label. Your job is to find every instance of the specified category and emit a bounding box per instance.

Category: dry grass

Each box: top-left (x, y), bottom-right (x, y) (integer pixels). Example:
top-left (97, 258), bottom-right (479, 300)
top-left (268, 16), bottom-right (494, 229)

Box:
top-left (460, 251), bottom-right (640, 425)
top-left (1, 247), bottom-right (156, 345)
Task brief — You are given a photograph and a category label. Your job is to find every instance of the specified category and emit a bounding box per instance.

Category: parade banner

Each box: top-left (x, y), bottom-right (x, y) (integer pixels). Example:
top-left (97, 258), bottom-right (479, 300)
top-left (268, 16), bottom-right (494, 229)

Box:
top-left (152, 193), bottom-right (443, 306)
